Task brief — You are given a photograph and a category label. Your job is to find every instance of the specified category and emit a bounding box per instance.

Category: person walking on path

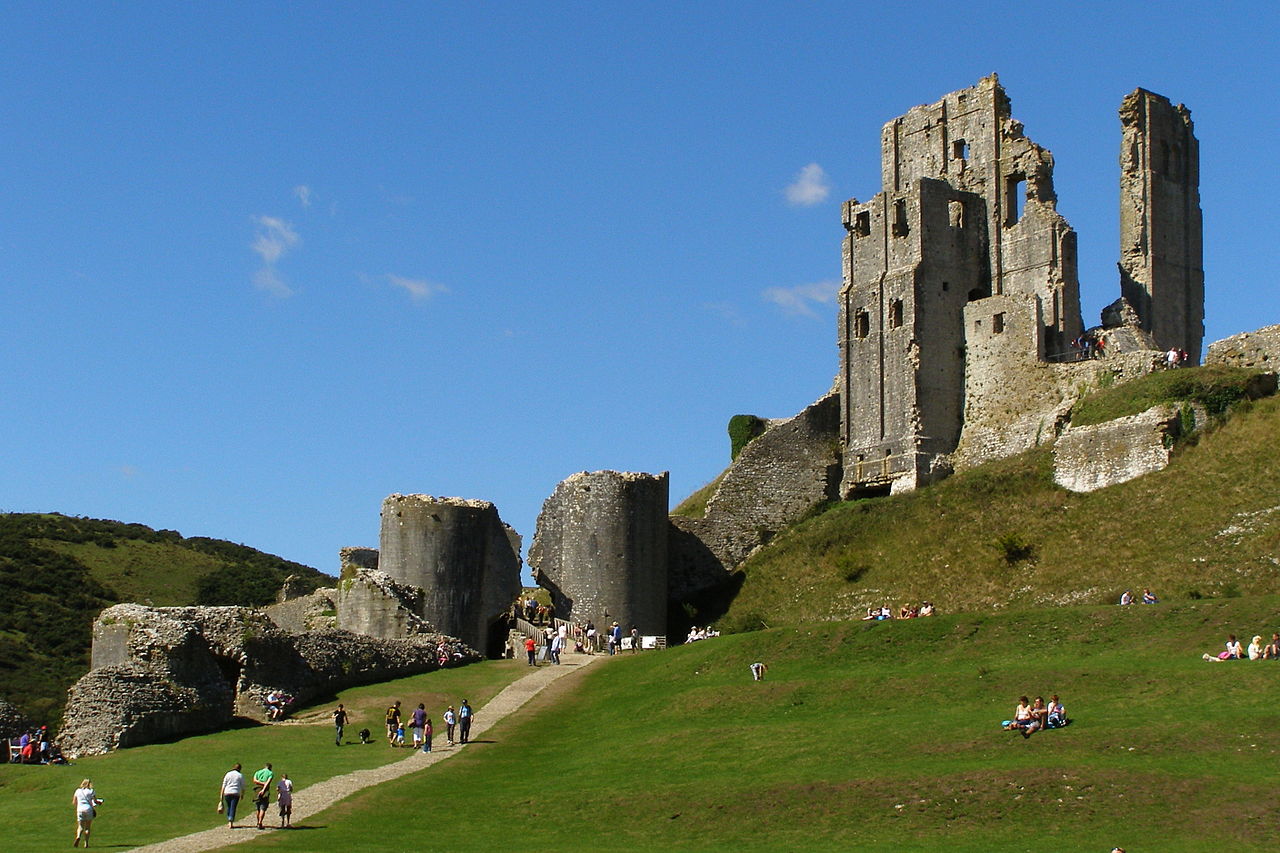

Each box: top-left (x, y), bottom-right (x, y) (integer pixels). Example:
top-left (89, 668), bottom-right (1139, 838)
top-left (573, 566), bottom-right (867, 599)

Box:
top-left (276, 774), bottom-right (293, 829)
top-left (459, 700), bottom-right (473, 744)
top-left (422, 716), bottom-right (433, 753)
top-left (609, 622), bottom-right (622, 655)
top-left (385, 701), bottom-right (401, 746)
top-left (630, 625), bottom-right (640, 652)
top-left (219, 763), bottom-right (245, 828)
top-left (332, 703), bottom-right (348, 746)
top-left (443, 705), bottom-right (457, 746)
top-left (410, 703), bottom-right (427, 750)
top-left (72, 778), bottom-right (103, 847)
top-left (252, 763), bottom-right (273, 829)
top-left (525, 635), bottom-right (537, 666)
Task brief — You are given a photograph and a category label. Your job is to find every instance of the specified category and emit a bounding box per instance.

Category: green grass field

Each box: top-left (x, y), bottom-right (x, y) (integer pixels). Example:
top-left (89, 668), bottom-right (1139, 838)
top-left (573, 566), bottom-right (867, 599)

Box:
top-left (7, 598), bottom-right (1278, 852)
top-left (0, 659), bottom-right (529, 852)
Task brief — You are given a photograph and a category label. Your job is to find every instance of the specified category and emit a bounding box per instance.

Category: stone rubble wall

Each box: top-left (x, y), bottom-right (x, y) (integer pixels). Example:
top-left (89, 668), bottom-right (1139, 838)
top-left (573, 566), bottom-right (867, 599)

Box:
top-left (58, 603), bottom-right (478, 757)
top-left (1206, 325), bottom-right (1280, 372)
top-left (1052, 404), bottom-right (1196, 492)
top-left (336, 566), bottom-right (435, 639)
top-left (263, 587), bottom-right (336, 634)
top-left (0, 698), bottom-right (33, 739)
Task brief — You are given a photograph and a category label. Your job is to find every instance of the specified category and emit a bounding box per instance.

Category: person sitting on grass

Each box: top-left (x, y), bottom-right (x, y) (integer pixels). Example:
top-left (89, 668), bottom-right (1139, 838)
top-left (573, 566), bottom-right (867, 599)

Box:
top-left (1141, 588), bottom-right (1158, 604)
top-left (1046, 694), bottom-right (1068, 728)
top-left (1264, 633), bottom-right (1280, 660)
top-left (1248, 635), bottom-right (1264, 661)
top-left (1203, 634), bottom-right (1245, 661)
top-left (1032, 696), bottom-right (1048, 731)
top-left (1005, 696), bottom-right (1038, 738)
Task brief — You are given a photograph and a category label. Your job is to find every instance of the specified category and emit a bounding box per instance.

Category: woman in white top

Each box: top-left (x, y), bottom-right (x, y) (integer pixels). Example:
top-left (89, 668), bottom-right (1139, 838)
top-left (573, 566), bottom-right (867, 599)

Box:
top-left (1248, 635), bottom-right (1264, 660)
top-left (72, 779), bottom-right (102, 847)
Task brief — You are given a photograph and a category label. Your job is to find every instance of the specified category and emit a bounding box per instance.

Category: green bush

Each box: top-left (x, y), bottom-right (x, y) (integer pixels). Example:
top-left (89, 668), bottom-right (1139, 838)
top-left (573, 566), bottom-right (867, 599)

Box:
top-left (728, 414), bottom-right (768, 460)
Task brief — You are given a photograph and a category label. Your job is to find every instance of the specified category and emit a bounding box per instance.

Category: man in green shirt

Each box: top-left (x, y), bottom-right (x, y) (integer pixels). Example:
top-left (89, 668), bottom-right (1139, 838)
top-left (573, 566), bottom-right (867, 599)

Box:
top-left (252, 763), bottom-right (274, 829)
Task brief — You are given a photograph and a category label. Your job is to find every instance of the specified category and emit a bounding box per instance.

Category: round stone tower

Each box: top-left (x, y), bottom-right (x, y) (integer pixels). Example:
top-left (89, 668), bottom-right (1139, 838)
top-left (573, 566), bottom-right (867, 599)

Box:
top-left (528, 470), bottom-right (669, 637)
top-left (378, 494), bottom-right (522, 657)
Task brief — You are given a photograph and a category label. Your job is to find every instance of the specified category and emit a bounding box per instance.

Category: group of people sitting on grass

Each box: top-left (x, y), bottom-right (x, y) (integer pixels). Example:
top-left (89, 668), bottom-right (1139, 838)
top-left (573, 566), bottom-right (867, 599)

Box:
top-left (862, 601), bottom-right (935, 621)
top-left (4, 726), bottom-right (67, 764)
top-left (685, 626), bottom-right (720, 643)
top-left (1202, 632), bottom-right (1280, 661)
top-left (1118, 588), bottom-right (1159, 605)
top-left (1003, 694), bottom-right (1069, 738)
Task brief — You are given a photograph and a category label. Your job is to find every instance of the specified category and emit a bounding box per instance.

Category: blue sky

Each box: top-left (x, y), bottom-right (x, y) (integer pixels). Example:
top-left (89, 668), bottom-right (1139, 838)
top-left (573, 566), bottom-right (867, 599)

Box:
top-left (2, 2), bottom-right (1276, 578)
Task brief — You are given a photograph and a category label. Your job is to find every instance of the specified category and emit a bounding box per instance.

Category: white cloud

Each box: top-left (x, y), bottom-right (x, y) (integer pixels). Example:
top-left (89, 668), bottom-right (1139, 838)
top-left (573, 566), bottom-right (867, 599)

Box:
top-left (251, 215), bottom-right (300, 296)
top-left (762, 280), bottom-right (840, 317)
top-left (293, 185), bottom-right (312, 208)
top-left (784, 162), bottom-right (831, 206)
top-left (388, 274), bottom-right (449, 302)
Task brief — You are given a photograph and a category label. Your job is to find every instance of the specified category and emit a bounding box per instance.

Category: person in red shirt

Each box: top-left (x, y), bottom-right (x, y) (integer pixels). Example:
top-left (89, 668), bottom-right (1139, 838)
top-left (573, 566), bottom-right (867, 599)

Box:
top-left (524, 635), bottom-right (537, 666)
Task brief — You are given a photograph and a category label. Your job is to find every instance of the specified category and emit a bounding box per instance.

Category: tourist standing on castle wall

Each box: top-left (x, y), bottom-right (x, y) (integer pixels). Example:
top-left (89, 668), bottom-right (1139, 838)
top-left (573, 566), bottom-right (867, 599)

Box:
top-left (219, 763), bottom-right (244, 828)
top-left (332, 704), bottom-right (347, 746)
top-left (459, 699), bottom-right (473, 743)
top-left (72, 778), bottom-right (103, 847)
top-left (252, 763), bottom-right (273, 829)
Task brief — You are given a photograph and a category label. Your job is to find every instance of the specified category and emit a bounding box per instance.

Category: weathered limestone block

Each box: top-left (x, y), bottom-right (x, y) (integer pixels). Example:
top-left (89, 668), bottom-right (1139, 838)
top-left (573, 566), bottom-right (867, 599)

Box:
top-left (1052, 404), bottom-right (1196, 492)
top-left (1206, 325), bottom-right (1280, 372)
top-left (378, 495), bottom-right (522, 657)
top-left (336, 567), bottom-right (434, 639)
top-left (530, 470), bottom-right (669, 635)
top-left (58, 604), bottom-right (480, 757)
top-left (264, 587), bottom-right (336, 634)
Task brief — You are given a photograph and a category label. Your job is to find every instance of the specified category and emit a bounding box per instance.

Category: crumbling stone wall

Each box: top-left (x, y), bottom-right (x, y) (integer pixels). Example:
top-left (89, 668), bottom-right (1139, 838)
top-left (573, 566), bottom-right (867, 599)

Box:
top-left (1052, 404), bottom-right (1200, 492)
top-left (263, 587), bottom-right (336, 634)
top-left (1206, 325), bottom-right (1280, 371)
top-left (0, 698), bottom-right (32, 739)
top-left (336, 566), bottom-right (434, 639)
top-left (530, 471), bottom-right (669, 635)
top-left (378, 495), bottom-right (522, 657)
top-left (58, 603), bottom-right (479, 757)
top-left (1120, 89), bottom-right (1204, 360)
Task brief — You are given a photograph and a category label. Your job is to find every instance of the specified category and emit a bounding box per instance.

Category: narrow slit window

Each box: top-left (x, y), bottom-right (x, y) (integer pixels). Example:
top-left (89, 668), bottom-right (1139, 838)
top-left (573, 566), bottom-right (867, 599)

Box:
top-left (889, 299), bottom-right (903, 329)
top-left (892, 199), bottom-right (909, 236)
top-left (854, 210), bottom-right (870, 237)
top-left (1004, 174), bottom-right (1025, 226)
top-left (993, 312), bottom-right (1005, 334)
top-left (855, 310), bottom-right (870, 339)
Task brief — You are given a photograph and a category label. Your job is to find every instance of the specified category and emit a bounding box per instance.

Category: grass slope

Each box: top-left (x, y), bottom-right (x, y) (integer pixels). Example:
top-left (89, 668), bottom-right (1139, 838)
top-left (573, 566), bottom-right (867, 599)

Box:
top-left (4, 599), bottom-right (1272, 852)
top-left (0, 660), bottom-right (529, 853)
top-left (719, 394), bottom-right (1280, 632)
top-left (0, 513), bottom-right (333, 724)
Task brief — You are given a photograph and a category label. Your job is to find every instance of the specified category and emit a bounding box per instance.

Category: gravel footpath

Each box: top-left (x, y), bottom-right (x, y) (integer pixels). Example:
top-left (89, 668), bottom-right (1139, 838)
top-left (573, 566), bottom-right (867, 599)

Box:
top-left (128, 653), bottom-right (604, 853)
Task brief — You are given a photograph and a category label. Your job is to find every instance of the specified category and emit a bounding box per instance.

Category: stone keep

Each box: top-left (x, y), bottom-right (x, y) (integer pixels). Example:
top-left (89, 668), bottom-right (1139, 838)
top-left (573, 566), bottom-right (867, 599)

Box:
top-left (378, 494), bottom-right (522, 657)
top-left (530, 471), bottom-right (669, 635)
top-left (838, 76), bottom-right (1201, 496)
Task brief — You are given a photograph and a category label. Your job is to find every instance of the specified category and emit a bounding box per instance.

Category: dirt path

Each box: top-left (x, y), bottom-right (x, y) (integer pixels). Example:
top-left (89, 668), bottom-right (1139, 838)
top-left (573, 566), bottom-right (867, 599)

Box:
top-left (128, 653), bottom-right (605, 853)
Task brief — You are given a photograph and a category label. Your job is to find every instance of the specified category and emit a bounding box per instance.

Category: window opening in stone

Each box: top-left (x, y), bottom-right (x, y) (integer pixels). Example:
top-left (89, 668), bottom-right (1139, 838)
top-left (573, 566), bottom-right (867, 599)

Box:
top-left (948, 200), bottom-right (964, 228)
top-left (854, 210), bottom-right (870, 237)
top-left (854, 310), bottom-right (870, 339)
top-left (889, 299), bottom-right (903, 329)
top-left (942, 281), bottom-right (949, 292)
top-left (892, 199), bottom-right (909, 236)
top-left (1004, 174), bottom-right (1025, 226)
top-left (952, 139), bottom-right (969, 161)
top-left (993, 312), bottom-right (1005, 334)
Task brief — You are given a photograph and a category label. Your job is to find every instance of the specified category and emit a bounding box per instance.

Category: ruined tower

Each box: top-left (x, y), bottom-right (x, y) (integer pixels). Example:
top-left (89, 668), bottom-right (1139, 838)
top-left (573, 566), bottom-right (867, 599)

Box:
top-left (1119, 88), bottom-right (1204, 361)
top-left (529, 470), bottom-right (669, 635)
top-left (839, 75), bottom-right (1083, 496)
top-left (377, 494), bottom-right (522, 656)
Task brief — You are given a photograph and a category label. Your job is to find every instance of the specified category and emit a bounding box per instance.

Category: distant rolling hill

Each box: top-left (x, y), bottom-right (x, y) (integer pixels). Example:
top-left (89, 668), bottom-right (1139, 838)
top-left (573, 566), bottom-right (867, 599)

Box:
top-left (0, 513), bottom-right (332, 725)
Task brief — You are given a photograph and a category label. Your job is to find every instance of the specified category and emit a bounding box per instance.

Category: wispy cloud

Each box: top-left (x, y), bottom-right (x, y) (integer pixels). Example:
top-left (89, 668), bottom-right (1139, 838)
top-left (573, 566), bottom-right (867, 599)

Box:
top-left (388, 274), bottom-right (449, 302)
top-left (251, 215), bottom-right (300, 296)
top-left (784, 163), bottom-right (831, 206)
top-left (293, 185), bottom-right (312, 208)
top-left (762, 280), bottom-right (840, 317)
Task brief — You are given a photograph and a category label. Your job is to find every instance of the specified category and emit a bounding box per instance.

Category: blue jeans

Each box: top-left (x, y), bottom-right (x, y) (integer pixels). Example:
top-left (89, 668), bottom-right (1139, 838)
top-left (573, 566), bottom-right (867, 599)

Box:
top-left (223, 793), bottom-right (240, 823)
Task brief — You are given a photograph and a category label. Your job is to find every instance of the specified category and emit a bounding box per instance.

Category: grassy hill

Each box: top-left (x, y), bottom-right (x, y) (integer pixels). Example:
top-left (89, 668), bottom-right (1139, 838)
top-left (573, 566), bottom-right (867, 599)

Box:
top-left (717, 391), bottom-right (1280, 633)
top-left (4, 598), bottom-right (1278, 851)
top-left (0, 513), bottom-right (332, 725)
